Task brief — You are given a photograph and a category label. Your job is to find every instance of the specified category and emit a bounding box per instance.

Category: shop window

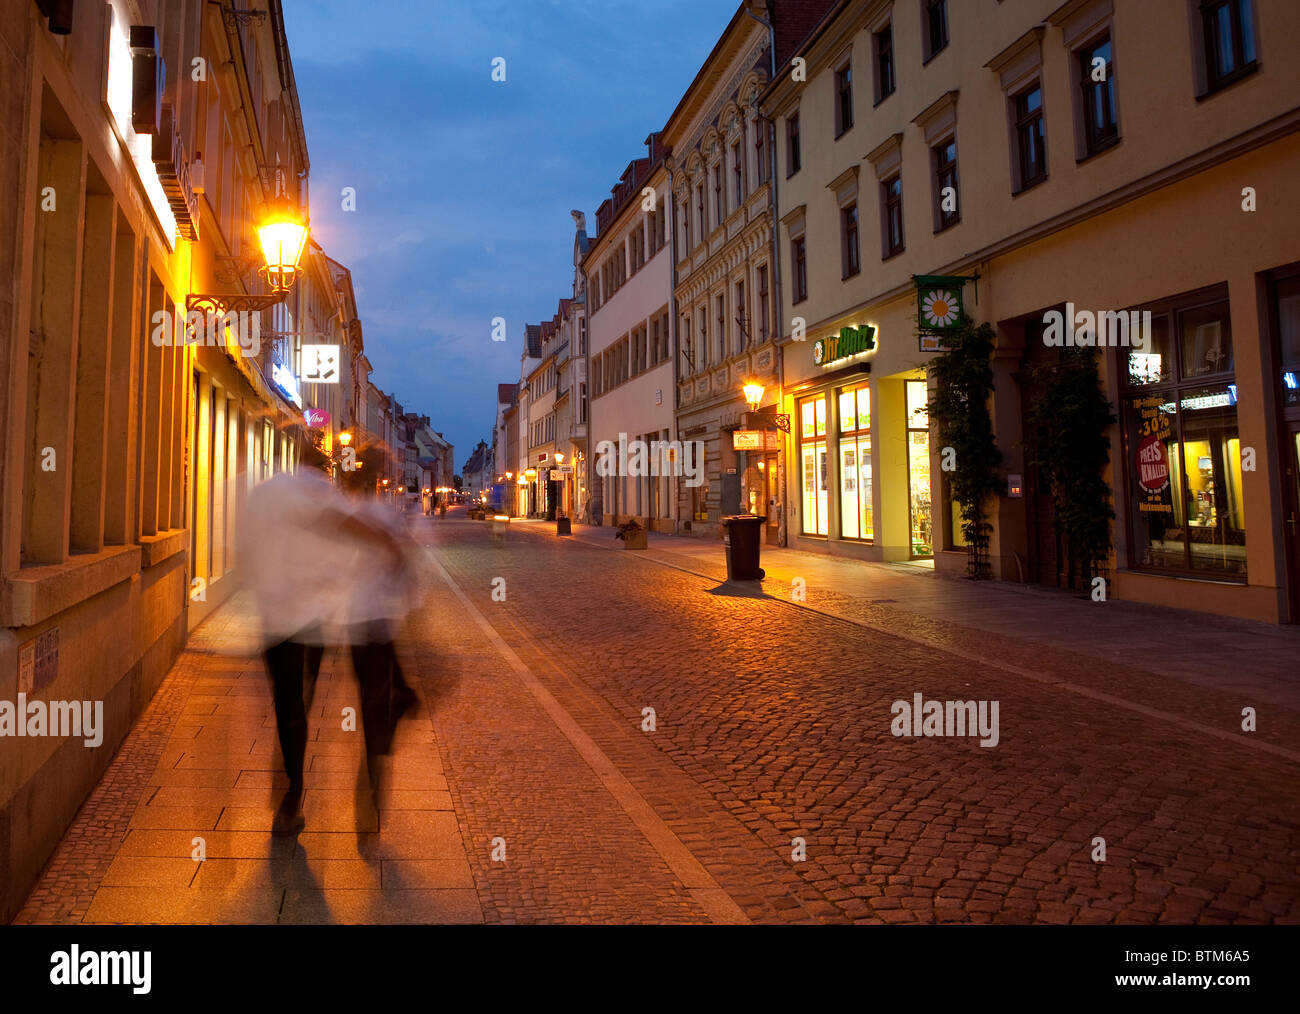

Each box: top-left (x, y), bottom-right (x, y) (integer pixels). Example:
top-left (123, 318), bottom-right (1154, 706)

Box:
top-left (1122, 292), bottom-right (1245, 577)
top-left (800, 395), bottom-right (828, 536)
top-left (838, 385), bottom-right (872, 541)
top-left (906, 380), bottom-right (933, 557)
top-left (1274, 275), bottom-right (1300, 407)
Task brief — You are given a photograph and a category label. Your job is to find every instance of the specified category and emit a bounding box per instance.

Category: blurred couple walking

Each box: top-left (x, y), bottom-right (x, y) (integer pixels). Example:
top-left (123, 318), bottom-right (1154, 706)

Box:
top-left (240, 436), bottom-right (420, 836)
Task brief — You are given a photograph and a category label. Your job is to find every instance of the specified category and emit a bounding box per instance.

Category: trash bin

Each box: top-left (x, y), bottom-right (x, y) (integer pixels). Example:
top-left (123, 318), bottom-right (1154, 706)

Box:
top-left (556, 516), bottom-right (571, 536)
top-left (721, 514), bottom-right (765, 581)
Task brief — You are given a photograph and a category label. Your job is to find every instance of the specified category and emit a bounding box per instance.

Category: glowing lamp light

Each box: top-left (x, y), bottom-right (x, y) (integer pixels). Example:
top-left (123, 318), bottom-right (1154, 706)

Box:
top-left (338, 431), bottom-right (353, 447)
top-left (257, 202), bottom-right (309, 293)
top-left (743, 380), bottom-right (765, 411)
top-left (554, 452), bottom-right (565, 464)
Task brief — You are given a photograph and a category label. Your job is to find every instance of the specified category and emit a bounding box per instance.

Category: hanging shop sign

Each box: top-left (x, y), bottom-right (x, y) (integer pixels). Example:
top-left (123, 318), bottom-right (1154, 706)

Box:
top-left (915, 274), bottom-right (976, 351)
top-left (813, 324), bottom-right (877, 368)
top-left (303, 408), bottom-right (330, 429)
top-left (734, 430), bottom-right (783, 451)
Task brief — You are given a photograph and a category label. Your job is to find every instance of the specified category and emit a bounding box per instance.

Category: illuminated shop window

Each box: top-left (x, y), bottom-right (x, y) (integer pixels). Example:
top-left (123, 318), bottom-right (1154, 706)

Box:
top-left (1123, 293), bottom-right (1244, 576)
top-left (800, 395), bottom-right (828, 536)
top-left (838, 384), bottom-right (872, 540)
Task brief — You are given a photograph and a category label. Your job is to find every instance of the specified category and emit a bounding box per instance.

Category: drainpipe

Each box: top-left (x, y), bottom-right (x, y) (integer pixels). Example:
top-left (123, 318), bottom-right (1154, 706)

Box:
top-left (745, 2), bottom-right (788, 546)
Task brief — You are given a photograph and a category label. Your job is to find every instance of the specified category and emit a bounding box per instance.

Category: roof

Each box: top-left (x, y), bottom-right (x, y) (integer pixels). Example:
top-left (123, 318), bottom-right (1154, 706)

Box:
top-left (770, 0), bottom-right (840, 69)
top-left (525, 324), bottom-right (542, 358)
top-left (497, 383), bottom-right (517, 405)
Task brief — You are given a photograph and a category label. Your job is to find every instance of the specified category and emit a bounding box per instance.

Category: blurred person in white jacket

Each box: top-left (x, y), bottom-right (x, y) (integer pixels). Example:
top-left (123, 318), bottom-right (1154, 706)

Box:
top-left (339, 444), bottom-right (421, 804)
top-left (241, 435), bottom-right (406, 836)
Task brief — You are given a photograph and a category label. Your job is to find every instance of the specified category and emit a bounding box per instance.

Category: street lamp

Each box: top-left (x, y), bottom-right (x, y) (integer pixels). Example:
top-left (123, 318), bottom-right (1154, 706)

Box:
top-left (257, 196), bottom-right (310, 294)
top-left (187, 199), bottom-right (309, 315)
top-left (338, 431), bottom-right (353, 447)
top-left (743, 380), bottom-right (765, 411)
top-left (554, 452), bottom-right (564, 464)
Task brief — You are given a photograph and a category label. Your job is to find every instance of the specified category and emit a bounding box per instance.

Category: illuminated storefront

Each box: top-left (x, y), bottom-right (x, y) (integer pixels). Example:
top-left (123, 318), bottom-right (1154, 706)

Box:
top-left (785, 309), bottom-right (938, 562)
top-left (1120, 288), bottom-right (1246, 577)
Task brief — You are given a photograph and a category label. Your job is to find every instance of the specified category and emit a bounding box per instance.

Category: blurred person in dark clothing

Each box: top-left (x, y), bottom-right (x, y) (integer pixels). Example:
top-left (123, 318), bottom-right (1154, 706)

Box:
top-left (338, 442), bottom-right (421, 804)
top-left (241, 435), bottom-right (406, 836)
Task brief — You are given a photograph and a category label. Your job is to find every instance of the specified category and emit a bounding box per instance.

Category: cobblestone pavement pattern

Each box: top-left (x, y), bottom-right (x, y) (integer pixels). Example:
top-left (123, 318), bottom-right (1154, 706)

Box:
top-left (16, 512), bottom-right (1300, 924)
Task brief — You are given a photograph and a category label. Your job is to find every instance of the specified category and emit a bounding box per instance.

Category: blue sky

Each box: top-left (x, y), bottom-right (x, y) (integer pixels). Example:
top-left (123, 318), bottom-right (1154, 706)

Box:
top-left (282, 0), bottom-right (737, 472)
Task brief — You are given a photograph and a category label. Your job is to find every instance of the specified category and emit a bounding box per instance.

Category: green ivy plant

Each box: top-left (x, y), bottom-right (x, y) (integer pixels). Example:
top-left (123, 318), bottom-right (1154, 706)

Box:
top-left (925, 319), bottom-right (1003, 579)
top-left (1027, 345), bottom-right (1117, 590)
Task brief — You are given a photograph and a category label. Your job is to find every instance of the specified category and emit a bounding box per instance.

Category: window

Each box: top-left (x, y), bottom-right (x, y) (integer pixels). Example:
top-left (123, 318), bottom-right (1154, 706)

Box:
top-left (713, 164), bottom-right (724, 224)
top-left (835, 62), bottom-right (853, 137)
top-left (842, 202), bottom-right (860, 278)
top-left (934, 138), bottom-right (959, 230)
top-left (792, 236), bottom-right (807, 303)
top-left (735, 280), bottom-right (747, 350)
top-left (755, 118), bottom-right (768, 185)
top-left (787, 112), bottom-right (801, 176)
top-left (1200, 0), bottom-right (1258, 93)
top-left (1079, 36), bottom-right (1118, 155)
top-left (757, 265), bottom-right (770, 342)
top-left (922, 0), bottom-right (948, 62)
top-left (696, 184), bottom-right (706, 240)
top-left (579, 317), bottom-right (586, 355)
top-left (681, 197), bottom-right (691, 251)
top-left (1014, 85), bottom-right (1047, 191)
top-left (882, 176), bottom-right (904, 258)
top-left (716, 293), bottom-right (727, 362)
top-left (1122, 289), bottom-right (1244, 577)
top-left (874, 25), bottom-right (895, 103)
top-left (732, 140), bottom-right (745, 207)
top-left (838, 384), bottom-right (872, 541)
top-left (698, 307), bottom-right (709, 368)
top-left (799, 395), bottom-right (829, 536)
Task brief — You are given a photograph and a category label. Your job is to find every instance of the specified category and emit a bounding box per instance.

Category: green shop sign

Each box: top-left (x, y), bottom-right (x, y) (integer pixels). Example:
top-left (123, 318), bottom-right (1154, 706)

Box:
top-left (813, 324), bottom-right (877, 367)
top-left (915, 274), bottom-right (975, 351)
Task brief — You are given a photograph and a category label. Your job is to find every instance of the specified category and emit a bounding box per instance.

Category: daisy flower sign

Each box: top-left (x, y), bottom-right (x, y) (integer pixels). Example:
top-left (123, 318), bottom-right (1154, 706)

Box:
top-left (915, 274), bottom-right (974, 351)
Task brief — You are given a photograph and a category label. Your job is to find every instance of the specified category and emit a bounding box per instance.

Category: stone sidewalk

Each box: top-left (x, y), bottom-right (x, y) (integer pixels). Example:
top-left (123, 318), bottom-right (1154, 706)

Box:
top-left (526, 519), bottom-right (1300, 684)
top-left (14, 592), bottom-right (482, 925)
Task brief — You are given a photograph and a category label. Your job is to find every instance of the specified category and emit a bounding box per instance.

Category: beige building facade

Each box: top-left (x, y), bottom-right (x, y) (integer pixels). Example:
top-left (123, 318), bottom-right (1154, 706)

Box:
top-left (763, 0), bottom-right (1300, 621)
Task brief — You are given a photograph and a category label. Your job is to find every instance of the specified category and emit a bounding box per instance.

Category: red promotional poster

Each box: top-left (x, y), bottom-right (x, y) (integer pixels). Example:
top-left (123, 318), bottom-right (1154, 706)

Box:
top-left (1137, 434), bottom-right (1169, 493)
top-left (304, 408), bottom-right (330, 429)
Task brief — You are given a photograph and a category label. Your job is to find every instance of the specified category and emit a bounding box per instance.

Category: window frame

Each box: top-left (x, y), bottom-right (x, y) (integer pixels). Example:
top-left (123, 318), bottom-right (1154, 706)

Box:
top-left (881, 175), bottom-right (904, 260)
top-left (922, 0), bottom-right (949, 64)
top-left (1198, 0), bottom-right (1260, 95)
top-left (834, 59), bottom-right (854, 138)
top-left (786, 111), bottom-right (801, 177)
top-left (1013, 83), bottom-right (1048, 193)
top-left (842, 201), bottom-right (861, 279)
top-left (791, 235), bottom-right (808, 304)
top-left (1078, 34), bottom-right (1120, 159)
top-left (933, 137), bottom-right (959, 232)
top-left (873, 23), bottom-right (896, 105)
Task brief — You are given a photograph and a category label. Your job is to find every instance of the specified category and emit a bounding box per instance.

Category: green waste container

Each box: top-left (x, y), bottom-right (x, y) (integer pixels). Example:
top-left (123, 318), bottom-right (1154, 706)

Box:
top-left (721, 514), bottom-right (765, 581)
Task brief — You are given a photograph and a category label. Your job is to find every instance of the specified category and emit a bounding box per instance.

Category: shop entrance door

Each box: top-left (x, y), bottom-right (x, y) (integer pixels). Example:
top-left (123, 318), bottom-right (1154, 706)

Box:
top-left (763, 455), bottom-right (780, 544)
top-left (1286, 425), bottom-right (1300, 622)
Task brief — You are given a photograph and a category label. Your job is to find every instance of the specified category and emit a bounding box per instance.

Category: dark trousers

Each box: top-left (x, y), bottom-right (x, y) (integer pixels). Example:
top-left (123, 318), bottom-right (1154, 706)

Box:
top-left (348, 620), bottom-right (415, 762)
top-left (262, 631), bottom-right (324, 804)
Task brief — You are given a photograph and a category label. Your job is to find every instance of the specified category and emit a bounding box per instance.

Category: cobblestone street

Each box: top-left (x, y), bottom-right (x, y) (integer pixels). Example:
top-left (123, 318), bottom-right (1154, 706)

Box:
top-left (15, 512), bottom-right (1300, 925)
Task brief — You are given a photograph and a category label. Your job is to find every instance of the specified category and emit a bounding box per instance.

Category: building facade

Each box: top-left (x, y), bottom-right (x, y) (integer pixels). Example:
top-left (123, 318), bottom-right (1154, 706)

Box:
top-left (665, 4), bottom-right (791, 540)
top-left (763, 0), bottom-right (1300, 621)
top-left (585, 137), bottom-right (677, 531)
top-left (0, 0), bottom-right (321, 920)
